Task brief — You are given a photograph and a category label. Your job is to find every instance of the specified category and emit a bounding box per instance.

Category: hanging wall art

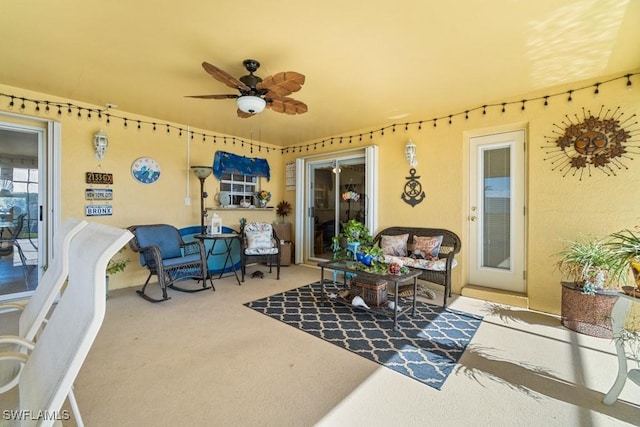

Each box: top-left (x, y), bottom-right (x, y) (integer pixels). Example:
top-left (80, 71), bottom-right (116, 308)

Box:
top-left (401, 168), bottom-right (425, 207)
top-left (543, 106), bottom-right (638, 179)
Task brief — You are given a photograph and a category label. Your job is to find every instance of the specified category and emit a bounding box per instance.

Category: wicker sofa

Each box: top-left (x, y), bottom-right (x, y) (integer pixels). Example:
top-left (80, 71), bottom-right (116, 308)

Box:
top-left (372, 227), bottom-right (461, 307)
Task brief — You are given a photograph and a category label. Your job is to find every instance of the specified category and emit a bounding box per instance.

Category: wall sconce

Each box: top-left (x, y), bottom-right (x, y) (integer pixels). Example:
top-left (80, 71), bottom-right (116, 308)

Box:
top-left (405, 139), bottom-right (417, 168)
top-left (94, 130), bottom-right (109, 160)
top-left (191, 166), bottom-right (213, 234)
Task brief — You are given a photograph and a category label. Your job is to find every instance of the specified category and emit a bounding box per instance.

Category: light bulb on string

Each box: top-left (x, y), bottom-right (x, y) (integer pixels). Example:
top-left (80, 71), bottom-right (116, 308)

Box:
top-left (433, 119), bottom-right (437, 127)
top-left (86, 110), bottom-right (92, 121)
top-left (482, 105), bottom-right (487, 116)
top-left (544, 96), bottom-right (549, 108)
top-left (465, 111), bottom-right (469, 120)
top-left (501, 103), bottom-right (506, 113)
top-left (67, 104), bottom-right (72, 116)
top-left (137, 121), bottom-right (141, 131)
top-left (594, 83), bottom-right (600, 98)
top-left (77, 109), bottom-right (82, 119)
top-left (19, 98), bottom-right (25, 112)
top-left (627, 74), bottom-right (633, 90)
top-left (45, 102), bottom-right (50, 114)
top-left (521, 100), bottom-right (526, 111)
top-left (449, 115), bottom-right (452, 125)
top-left (123, 119), bottom-right (128, 128)
top-left (567, 90), bottom-right (573, 103)
top-left (35, 102), bottom-right (40, 114)
top-left (8, 96), bottom-right (14, 110)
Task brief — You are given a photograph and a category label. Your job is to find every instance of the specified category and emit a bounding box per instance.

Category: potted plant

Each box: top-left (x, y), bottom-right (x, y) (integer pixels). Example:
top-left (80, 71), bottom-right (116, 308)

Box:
top-left (556, 236), bottom-right (620, 338)
top-left (105, 250), bottom-right (130, 298)
top-left (332, 219), bottom-right (373, 260)
top-left (607, 227), bottom-right (640, 291)
top-left (556, 237), bottom-right (618, 294)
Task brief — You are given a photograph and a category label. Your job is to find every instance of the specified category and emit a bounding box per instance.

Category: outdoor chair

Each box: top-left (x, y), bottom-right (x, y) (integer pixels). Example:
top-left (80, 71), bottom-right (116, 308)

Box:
top-left (128, 224), bottom-right (211, 302)
top-left (0, 222), bottom-right (133, 427)
top-left (240, 222), bottom-right (281, 282)
top-left (0, 218), bottom-right (87, 394)
top-left (0, 213), bottom-right (30, 289)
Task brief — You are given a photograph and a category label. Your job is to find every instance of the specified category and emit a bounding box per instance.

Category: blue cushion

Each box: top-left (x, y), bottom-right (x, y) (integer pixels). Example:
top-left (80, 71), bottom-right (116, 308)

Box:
top-left (135, 225), bottom-right (183, 262)
top-left (163, 253), bottom-right (201, 267)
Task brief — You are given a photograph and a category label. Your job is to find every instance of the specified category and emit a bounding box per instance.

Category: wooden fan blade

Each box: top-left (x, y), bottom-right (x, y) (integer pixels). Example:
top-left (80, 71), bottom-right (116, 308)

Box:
top-left (267, 96), bottom-right (308, 115)
top-left (185, 94), bottom-right (239, 99)
top-left (257, 72), bottom-right (305, 97)
top-left (202, 62), bottom-right (250, 92)
top-left (236, 109), bottom-right (255, 118)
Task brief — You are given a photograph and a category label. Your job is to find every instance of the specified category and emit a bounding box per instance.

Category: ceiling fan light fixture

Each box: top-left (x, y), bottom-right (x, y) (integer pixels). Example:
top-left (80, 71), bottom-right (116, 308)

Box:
top-left (237, 96), bottom-right (266, 114)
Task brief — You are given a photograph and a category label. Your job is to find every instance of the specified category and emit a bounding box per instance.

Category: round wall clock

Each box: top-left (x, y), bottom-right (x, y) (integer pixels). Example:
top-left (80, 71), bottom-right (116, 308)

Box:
top-left (131, 157), bottom-right (161, 184)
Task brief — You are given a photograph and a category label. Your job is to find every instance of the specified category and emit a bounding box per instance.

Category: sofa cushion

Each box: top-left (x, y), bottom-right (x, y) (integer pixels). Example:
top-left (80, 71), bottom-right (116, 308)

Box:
top-left (380, 233), bottom-right (409, 256)
top-left (383, 255), bottom-right (457, 271)
top-left (413, 235), bottom-right (443, 259)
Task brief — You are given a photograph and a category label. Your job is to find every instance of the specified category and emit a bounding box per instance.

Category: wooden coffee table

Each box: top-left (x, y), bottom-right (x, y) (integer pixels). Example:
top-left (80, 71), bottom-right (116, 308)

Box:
top-left (318, 260), bottom-right (422, 330)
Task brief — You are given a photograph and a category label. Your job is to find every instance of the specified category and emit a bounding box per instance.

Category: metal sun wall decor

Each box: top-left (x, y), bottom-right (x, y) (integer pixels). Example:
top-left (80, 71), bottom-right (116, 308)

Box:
top-left (543, 106), bottom-right (639, 180)
top-left (401, 168), bottom-right (425, 207)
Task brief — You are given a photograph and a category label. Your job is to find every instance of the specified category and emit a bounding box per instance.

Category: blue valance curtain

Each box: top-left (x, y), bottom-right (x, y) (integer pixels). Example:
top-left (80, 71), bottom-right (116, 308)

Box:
top-left (212, 151), bottom-right (270, 181)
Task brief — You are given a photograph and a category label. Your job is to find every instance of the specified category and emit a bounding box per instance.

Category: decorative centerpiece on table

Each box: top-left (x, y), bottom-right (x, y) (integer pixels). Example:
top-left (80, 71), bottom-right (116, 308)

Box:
top-left (255, 190), bottom-right (271, 208)
top-left (332, 219), bottom-right (408, 275)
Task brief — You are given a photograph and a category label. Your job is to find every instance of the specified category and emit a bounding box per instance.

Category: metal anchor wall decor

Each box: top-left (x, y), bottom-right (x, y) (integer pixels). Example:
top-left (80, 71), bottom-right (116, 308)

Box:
top-left (401, 168), bottom-right (425, 207)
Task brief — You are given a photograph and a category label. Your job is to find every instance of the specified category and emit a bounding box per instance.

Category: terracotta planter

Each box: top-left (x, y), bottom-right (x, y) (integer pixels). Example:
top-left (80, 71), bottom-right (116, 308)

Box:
top-left (561, 282), bottom-right (618, 338)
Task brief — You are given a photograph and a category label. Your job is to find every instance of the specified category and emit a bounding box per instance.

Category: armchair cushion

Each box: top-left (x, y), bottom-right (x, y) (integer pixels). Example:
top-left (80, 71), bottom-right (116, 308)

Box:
top-left (134, 225), bottom-right (182, 263)
top-left (246, 230), bottom-right (274, 250)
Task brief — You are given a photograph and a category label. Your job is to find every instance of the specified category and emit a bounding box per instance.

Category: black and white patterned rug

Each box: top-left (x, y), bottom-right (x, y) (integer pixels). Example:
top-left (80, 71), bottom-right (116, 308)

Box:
top-left (244, 281), bottom-right (483, 390)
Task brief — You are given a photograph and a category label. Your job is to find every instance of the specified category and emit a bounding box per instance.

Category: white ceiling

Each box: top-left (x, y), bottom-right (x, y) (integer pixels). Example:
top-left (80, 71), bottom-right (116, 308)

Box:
top-left (1, 0), bottom-right (639, 146)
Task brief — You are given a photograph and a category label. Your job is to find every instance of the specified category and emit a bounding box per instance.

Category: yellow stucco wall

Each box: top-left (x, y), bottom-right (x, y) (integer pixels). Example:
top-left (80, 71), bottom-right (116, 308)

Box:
top-left (1, 69), bottom-right (639, 313)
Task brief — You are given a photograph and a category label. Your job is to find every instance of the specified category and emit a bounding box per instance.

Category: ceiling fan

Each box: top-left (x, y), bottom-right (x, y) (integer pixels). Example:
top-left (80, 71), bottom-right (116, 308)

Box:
top-left (186, 59), bottom-right (307, 118)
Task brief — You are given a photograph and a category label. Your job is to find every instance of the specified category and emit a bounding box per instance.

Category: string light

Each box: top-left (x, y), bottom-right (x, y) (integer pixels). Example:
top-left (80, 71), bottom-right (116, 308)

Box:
top-left (0, 71), bottom-right (635, 155)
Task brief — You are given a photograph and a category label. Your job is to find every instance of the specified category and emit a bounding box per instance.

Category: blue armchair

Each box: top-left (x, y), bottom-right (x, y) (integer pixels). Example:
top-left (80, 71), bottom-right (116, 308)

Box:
top-left (128, 224), bottom-right (212, 302)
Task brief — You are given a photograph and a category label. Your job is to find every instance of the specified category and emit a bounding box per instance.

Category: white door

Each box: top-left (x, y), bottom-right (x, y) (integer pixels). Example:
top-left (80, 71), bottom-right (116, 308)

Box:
top-left (468, 130), bottom-right (525, 293)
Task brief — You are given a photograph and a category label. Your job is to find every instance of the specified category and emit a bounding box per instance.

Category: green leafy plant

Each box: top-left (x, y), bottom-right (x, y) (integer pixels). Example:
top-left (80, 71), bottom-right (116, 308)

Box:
top-left (607, 227), bottom-right (640, 286)
top-left (332, 219), bottom-right (373, 260)
top-left (556, 237), bottom-right (618, 294)
top-left (106, 249), bottom-right (130, 276)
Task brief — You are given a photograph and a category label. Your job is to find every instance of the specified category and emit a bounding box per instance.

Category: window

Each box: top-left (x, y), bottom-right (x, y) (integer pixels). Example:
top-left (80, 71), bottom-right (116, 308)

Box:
top-left (219, 172), bottom-right (257, 206)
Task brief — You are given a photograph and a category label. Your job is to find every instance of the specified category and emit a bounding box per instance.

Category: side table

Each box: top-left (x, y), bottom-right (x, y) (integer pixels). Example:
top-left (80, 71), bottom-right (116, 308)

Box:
top-left (195, 233), bottom-right (242, 286)
top-left (603, 292), bottom-right (640, 404)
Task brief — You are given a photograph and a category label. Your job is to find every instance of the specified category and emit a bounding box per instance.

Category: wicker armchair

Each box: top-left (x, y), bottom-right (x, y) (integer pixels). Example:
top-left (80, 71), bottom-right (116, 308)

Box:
top-left (128, 224), bottom-right (211, 302)
top-left (240, 222), bottom-right (281, 282)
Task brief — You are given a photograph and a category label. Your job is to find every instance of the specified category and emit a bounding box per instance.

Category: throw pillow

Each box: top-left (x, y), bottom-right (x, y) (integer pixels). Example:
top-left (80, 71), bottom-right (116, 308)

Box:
top-left (380, 234), bottom-right (409, 256)
top-left (246, 230), bottom-right (273, 250)
top-left (413, 235), bottom-right (443, 260)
